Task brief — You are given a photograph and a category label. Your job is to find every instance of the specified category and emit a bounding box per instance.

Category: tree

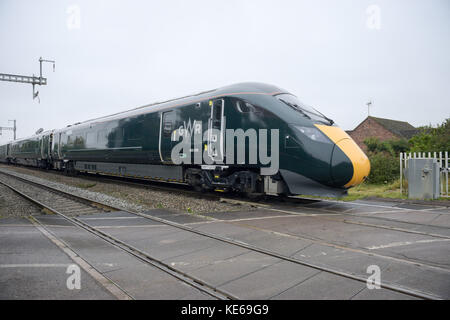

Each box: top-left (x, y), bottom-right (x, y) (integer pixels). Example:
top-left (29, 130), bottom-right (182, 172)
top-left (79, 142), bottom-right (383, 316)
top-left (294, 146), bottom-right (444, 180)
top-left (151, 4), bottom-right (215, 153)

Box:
top-left (362, 118), bottom-right (449, 184)
top-left (409, 118), bottom-right (450, 152)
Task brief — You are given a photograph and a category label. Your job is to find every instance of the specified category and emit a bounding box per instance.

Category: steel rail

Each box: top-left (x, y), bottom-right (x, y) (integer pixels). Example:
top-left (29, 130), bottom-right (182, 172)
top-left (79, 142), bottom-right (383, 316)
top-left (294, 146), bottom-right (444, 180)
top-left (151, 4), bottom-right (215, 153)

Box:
top-left (0, 169), bottom-right (442, 300)
top-left (2, 166), bottom-right (449, 272)
top-left (0, 175), bottom-right (235, 300)
top-left (64, 169), bottom-right (450, 236)
top-left (67, 169), bottom-right (450, 233)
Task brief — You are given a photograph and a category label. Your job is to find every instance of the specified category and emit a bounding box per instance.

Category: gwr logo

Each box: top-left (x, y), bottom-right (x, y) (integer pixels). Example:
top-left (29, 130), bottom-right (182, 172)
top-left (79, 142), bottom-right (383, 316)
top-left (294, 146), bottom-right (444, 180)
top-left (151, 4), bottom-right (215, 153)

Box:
top-left (172, 119), bottom-right (202, 141)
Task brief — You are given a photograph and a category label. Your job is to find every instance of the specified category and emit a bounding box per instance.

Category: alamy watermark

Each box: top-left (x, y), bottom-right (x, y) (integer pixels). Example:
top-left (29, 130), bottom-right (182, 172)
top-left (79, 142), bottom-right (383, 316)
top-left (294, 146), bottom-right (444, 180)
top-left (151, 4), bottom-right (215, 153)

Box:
top-left (66, 4), bottom-right (81, 30)
top-left (170, 118), bottom-right (280, 175)
top-left (366, 4), bottom-right (381, 30)
top-left (66, 264), bottom-right (81, 290)
top-left (366, 264), bottom-right (381, 289)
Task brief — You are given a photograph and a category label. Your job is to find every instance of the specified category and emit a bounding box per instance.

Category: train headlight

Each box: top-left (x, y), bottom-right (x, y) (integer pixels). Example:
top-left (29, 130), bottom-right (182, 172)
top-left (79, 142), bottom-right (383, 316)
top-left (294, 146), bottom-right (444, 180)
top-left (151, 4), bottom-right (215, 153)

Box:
top-left (294, 126), bottom-right (331, 143)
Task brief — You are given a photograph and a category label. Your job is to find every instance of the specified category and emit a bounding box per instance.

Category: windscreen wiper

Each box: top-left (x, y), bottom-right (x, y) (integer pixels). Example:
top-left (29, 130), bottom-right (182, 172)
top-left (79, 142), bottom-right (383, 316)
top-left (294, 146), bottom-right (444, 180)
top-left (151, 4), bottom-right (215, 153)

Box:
top-left (280, 99), bottom-right (311, 120)
top-left (310, 106), bottom-right (334, 125)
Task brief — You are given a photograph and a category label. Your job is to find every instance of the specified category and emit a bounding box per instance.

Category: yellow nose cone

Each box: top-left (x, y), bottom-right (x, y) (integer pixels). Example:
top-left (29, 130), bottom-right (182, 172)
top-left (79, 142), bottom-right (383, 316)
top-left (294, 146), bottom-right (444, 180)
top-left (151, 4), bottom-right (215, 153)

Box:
top-left (336, 139), bottom-right (370, 187)
top-left (315, 125), bottom-right (371, 188)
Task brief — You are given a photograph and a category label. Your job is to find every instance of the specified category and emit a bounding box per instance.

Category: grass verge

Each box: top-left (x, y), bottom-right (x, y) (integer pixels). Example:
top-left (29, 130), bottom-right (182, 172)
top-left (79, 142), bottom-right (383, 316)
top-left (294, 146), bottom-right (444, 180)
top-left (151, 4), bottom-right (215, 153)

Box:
top-left (343, 180), bottom-right (407, 201)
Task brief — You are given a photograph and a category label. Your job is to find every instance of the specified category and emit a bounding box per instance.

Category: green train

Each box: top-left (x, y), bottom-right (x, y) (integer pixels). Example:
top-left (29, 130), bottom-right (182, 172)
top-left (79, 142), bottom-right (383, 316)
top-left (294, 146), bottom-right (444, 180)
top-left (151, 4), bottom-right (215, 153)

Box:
top-left (0, 83), bottom-right (370, 197)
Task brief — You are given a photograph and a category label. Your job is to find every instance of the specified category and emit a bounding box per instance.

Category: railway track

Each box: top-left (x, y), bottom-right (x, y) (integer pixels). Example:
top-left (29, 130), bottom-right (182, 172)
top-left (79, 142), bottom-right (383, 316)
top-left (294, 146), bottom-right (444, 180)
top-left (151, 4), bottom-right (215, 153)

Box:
top-left (0, 169), bottom-right (443, 300)
top-left (0, 171), bottom-right (235, 300)
top-left (38, 166), bottom-right (450, 238)
top-left (2, 165), bottom-right (449, 271)
top-left (42, 166), bottom-right (450, 231)
top-left (86, 170), bottom-right (450, 236)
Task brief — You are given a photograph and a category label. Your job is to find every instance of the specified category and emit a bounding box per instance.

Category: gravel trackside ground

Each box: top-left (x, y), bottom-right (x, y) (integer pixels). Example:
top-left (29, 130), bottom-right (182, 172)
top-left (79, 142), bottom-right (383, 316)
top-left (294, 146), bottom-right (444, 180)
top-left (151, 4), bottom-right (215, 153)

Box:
top-left (0, 183), bottom-right (42, 218)
top-left (0, 165), bottom-right (254, 215)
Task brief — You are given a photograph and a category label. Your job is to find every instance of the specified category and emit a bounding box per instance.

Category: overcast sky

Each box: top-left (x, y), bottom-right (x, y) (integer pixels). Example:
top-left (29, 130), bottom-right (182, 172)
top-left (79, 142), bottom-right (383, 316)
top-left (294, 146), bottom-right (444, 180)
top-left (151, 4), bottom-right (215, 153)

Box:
top-left (0, 0), bottom-right (449, 143)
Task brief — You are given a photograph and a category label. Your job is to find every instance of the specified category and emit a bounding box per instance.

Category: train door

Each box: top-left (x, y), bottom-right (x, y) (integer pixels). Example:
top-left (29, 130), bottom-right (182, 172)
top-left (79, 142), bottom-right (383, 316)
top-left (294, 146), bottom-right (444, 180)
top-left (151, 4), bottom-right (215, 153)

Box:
top-left (159, 111), bottom-right (176, 163)
top-left (41, 134), bottom-right (50, 160)
top-left (39, 137), bottom-right (44, 159)
top-left (54, 132), bottom-right (62, 159)
top-left (207, 99), bottom-right (225, 163)
top-left (48, 133), bottom-right (53, 159)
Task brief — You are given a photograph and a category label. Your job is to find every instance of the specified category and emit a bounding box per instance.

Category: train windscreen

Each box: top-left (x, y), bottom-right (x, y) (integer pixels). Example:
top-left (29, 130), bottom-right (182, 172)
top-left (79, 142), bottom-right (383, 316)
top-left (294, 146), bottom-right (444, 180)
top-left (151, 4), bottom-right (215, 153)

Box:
top-left (276, 94), bottom-right (334, 125)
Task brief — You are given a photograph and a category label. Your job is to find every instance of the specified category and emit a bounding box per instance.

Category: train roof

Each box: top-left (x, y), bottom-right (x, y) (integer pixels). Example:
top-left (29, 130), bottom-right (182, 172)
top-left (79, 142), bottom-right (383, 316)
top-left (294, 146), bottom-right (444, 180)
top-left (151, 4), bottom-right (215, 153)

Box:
top-left (0, 83), bottom-right (293, 146)
top-left (62, 82), bottom-right (289, 130)
top-left (6, 129), bottom-right (54, 145)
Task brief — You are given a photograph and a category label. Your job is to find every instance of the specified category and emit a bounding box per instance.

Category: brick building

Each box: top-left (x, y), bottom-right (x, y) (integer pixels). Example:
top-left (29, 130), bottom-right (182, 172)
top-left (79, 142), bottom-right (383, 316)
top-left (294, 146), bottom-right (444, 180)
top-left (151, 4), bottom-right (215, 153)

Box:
top-left (347, 116), bottom-right (418, 151)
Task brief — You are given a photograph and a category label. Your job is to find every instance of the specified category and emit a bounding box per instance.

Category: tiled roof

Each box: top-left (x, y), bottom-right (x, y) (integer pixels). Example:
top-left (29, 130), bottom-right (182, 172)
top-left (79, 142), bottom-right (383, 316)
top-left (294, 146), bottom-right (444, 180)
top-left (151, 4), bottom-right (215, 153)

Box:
top-left (369, 116), bottom-right (418, 139)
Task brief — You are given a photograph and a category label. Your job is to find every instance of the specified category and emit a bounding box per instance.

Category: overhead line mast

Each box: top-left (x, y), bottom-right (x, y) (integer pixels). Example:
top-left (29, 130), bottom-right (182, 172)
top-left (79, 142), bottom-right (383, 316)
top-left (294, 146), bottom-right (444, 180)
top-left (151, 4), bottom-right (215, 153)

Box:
top-left (0, 57), bottom-right (55, 102)
top-left (0, 120), bottom-right (16, 140)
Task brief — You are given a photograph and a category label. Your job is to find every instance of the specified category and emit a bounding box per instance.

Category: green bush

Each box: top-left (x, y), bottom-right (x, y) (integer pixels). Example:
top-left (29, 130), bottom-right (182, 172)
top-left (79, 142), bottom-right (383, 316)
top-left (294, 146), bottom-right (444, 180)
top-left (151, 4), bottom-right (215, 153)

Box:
top-left (364, 137), bottom-right (380, 153)
top-left (362, 118), bottom-right (449, 185)
top-left (409, 118), bottom-right (450, 152)
top-left (390, 139), bottom-right (410, 154)
top-left (363, 137), bottom-right (409, 156)
top-left (367, 153), bottom-right (399, 184)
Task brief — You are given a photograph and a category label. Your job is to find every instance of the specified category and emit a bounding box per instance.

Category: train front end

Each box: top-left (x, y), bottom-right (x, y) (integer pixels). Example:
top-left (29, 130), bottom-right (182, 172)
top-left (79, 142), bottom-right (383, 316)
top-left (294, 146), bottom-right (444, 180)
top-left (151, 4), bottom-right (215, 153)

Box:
top-left (273, 93), bottom-right (370, 197)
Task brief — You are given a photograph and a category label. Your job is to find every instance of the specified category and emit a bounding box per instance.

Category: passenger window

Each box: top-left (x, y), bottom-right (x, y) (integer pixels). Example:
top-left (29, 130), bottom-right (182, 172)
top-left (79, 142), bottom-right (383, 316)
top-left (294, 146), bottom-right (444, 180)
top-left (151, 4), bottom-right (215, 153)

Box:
top-left (128, 122), bottom-right (142, 141)
top-left (236, 100), bottom-right (258, 113)
top-left (109, 128), bottom-right (123, 141)
top-left (163, 121), bottom-right (172, 136)
top-left (97, 130), bottom-right (106, 144)
top-left (74, 134), bottom-right (85, 147)
top-left (86, 132), bottom-right (96, 145)
top-left (67, 135), bottom-right (73, 146)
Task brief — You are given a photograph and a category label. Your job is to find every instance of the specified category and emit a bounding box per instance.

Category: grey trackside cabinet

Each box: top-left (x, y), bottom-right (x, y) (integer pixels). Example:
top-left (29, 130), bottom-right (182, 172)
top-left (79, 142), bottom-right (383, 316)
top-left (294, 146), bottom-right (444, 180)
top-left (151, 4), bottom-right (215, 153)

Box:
top-left (407, 158), bottom-right (441, 199)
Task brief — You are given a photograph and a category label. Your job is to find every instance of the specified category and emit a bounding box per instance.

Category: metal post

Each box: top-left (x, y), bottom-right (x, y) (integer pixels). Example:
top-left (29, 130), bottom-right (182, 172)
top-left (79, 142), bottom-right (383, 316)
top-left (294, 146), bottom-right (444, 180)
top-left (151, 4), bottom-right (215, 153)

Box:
top-left (39, 57), bottom-right (43, 79)
top-left (400, 152), bottom-right (403, 194)
top-left (8, 120), bottom-right (16, 140)
top-left (445, 151), bottom-right (448, 197)
top-left (366, 101), bottom-right (372, 117)
top-left (0, 57), bottom-right (55, 101)
top-left (439, 152), bottom-right (443, 196)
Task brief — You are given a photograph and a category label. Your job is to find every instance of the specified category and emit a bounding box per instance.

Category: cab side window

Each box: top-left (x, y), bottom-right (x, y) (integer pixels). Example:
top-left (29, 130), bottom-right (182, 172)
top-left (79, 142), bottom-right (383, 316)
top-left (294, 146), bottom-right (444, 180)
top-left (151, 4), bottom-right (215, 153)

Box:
top-left (235, 99), bottom-right (261, 114)
top-left (163, 111), bottom-right (175, 136)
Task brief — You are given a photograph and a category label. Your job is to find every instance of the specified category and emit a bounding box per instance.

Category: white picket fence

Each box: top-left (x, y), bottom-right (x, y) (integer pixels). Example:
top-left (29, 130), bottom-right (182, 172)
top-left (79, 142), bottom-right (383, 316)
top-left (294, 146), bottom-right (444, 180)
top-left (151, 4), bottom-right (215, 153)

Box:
top-left (399, 151), bottom-right (449, 197)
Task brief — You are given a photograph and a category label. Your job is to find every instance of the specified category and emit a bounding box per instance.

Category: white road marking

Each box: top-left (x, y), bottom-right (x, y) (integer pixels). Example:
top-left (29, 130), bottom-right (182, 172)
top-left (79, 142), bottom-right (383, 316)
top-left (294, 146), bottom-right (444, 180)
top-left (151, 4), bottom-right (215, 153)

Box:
top-left (296, 196), bottom-right (449, 213)
top-left (422, 207), bottom-right (449, 212)
top-left (0, 224), bottom-right (36, 227)
top-left (228, 214), bottom-right (306, 221)
top-left (79, 216), bottom-right (142, 220)
top-left (0, 224), bottom-right (74, 229)
top-left (96, 224), bottom-right (165, 229)
top-left (0, 263), bottom-right (70, 268)
top-left (265, 208), bottom-right (339, 217)
top-left (367, 239), bottom-right (450, 250)
top-left (0, 262), bottom-right (118, 268)
top-left (29, 217), bottom-right (133, 300)
top-left (320, 198), bottom-right (447, 212)
top-left (346, 209), bottom-right (419, 215)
